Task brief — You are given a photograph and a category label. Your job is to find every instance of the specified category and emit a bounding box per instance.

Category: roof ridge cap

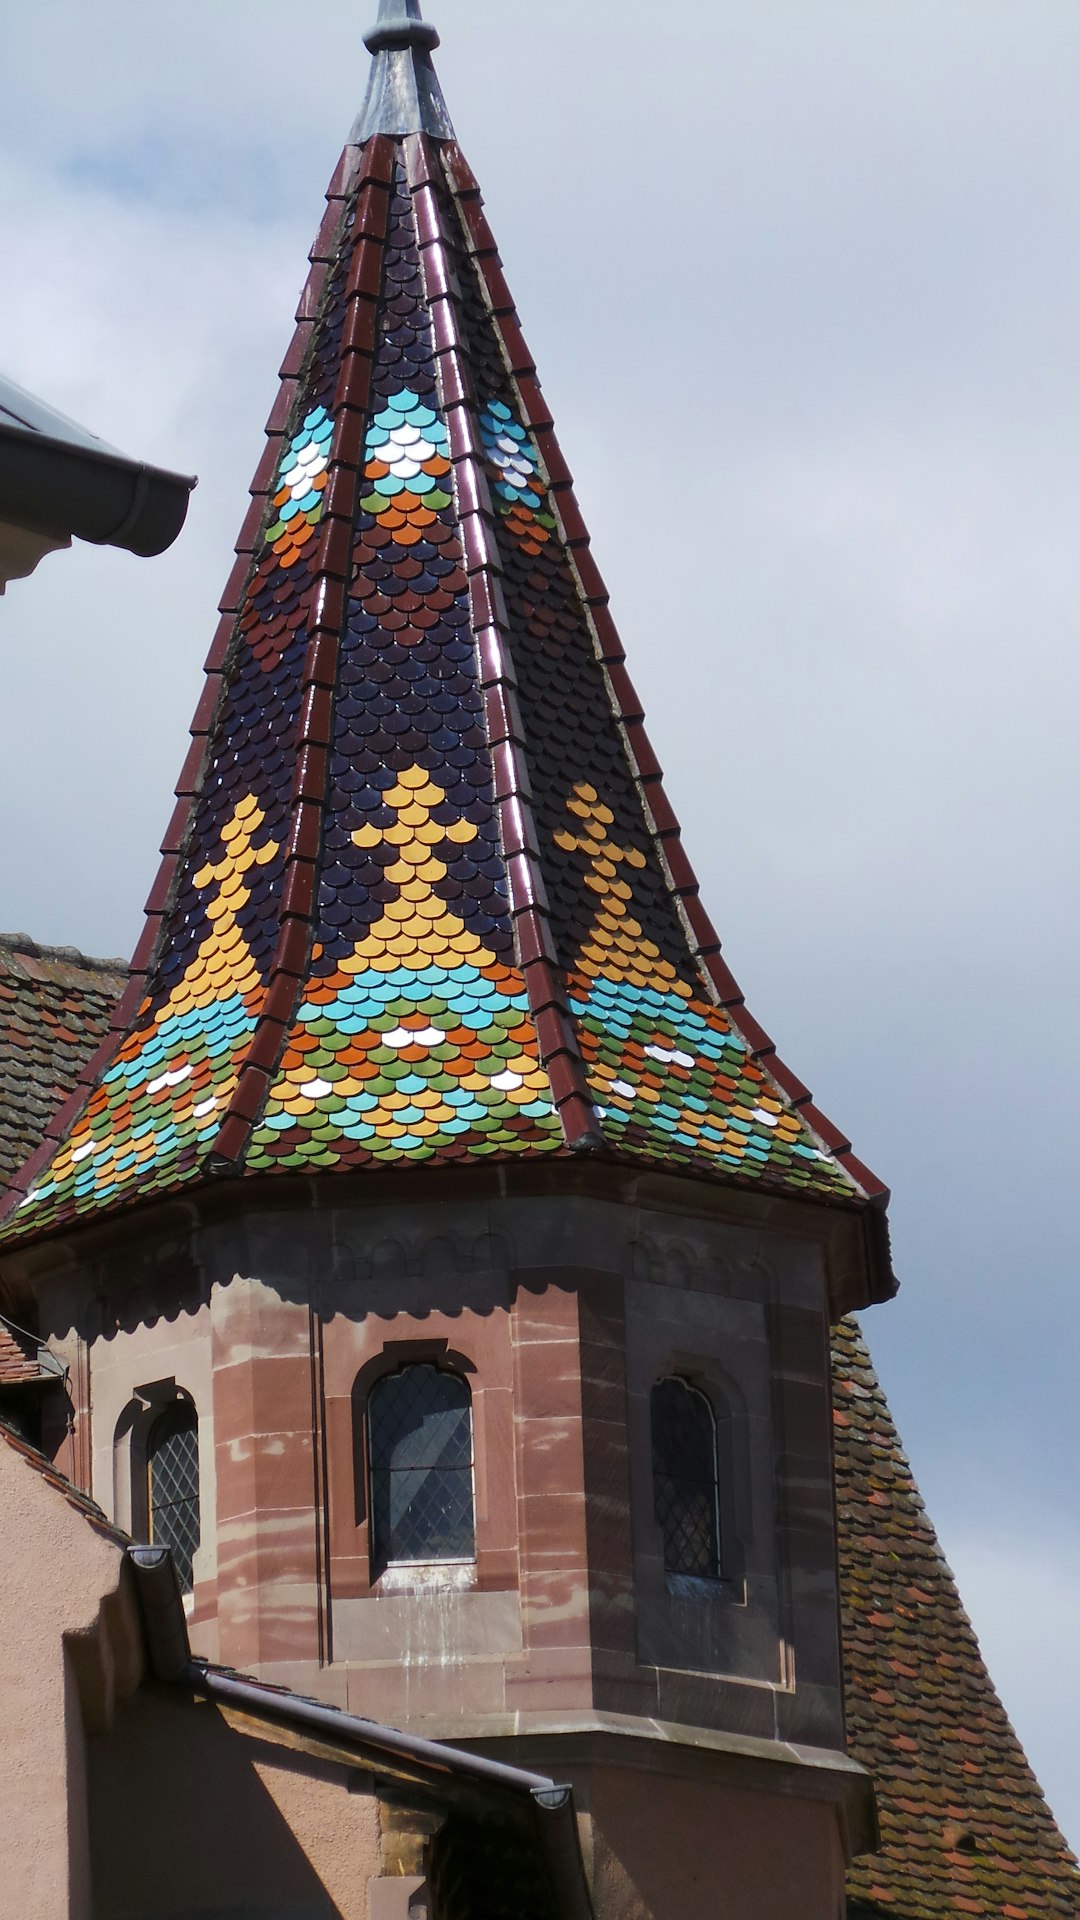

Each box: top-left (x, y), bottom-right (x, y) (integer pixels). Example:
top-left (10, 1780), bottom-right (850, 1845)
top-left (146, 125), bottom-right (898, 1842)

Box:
top-left (0, 931), bottom-right (128, 975)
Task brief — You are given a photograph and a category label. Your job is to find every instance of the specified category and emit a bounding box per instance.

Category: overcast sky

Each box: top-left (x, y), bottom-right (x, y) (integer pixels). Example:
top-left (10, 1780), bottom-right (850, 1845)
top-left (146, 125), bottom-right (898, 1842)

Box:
top-left (2, 0), bottom-right (1078, 1848)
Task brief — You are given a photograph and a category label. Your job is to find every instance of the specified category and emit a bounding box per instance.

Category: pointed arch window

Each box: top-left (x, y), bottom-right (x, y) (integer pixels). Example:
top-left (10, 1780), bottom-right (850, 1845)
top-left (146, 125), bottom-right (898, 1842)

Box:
top-left (147, 1396), bottom-right (201, 1594)
top-left (651, 1377), bottom-right (721, 1580)
top-left (368, 1365), bottom-right (475, 1576)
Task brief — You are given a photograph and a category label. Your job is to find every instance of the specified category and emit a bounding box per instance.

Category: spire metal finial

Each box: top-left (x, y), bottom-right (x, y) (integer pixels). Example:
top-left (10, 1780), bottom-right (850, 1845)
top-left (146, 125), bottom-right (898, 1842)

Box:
top-left (365, 0), bottom-right (440, 55)
top-left (353, 0), bottom-right (453, 142)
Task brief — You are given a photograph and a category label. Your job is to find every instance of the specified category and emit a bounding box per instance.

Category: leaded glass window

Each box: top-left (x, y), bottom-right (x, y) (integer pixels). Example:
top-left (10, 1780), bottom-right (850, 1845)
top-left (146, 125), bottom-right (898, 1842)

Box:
top-left (651, 1377), bottom-right (721, 1580)
top-left (147, 1399), bottom-right (201, 1594)
top-left (368, 1365), bottom-right (475, 1575)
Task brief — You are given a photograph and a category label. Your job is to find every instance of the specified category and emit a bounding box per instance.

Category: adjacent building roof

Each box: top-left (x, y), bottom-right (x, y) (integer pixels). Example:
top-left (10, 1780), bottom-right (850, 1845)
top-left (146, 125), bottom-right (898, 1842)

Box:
top-left (0, 4), bottom-right (890, 1284)
top-left (2, 954), bottom-right (1076, 1914)
top-left (834, 1319), bottom-right (1079, 1917)
top-left (0, 1318), bottom-right (47, 1389)
top-left (0, 373), bottom-right (195, 593)
top-left (0, 935), bottom-right (127, 1190)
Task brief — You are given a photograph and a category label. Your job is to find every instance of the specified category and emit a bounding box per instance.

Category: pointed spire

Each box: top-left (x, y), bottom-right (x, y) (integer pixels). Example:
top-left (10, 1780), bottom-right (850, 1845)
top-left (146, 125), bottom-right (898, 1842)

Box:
top-left (0, 47), bottom-right (894, 1307)
top-left (353, 0), bottom-right (454, 143)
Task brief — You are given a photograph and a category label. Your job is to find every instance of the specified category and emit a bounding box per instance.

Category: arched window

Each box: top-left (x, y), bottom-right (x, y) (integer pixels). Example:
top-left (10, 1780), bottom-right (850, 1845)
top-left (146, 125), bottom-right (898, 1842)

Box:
top-left (368, 1365), bottom-right (475, 1576)
top-left (147, 1397), bottom-right (201, 1594)
top-left (651, 1377), bottom-right (721, 1580)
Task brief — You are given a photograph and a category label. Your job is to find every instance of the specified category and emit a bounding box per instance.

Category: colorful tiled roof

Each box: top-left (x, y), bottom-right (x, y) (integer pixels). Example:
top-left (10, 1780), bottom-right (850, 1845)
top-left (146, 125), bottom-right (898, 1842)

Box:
top-left (0, 9), bottom-right (888, 1271)
top-left (835, 1318), bottom-right (1080, 1918)
top-left (0, 934), bottom-right (125, 1192)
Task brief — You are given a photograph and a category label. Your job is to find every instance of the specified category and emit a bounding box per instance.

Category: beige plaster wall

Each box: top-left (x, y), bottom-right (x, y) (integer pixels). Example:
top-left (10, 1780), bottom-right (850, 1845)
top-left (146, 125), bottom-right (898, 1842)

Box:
top-left (89, 1692), bottom-right (383, 1920)
top-left (0, 1439), bottom-right (132, 1920)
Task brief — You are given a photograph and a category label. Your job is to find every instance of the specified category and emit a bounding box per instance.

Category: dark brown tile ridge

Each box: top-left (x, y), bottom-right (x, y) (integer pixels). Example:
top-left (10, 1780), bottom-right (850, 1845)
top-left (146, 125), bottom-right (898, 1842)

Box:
top-left (211, 135), bottom-right (399, 1176)
top-left (0, 932), bottom-right (128, 980)
top-left (409, 132), bottom-right (602, 1154)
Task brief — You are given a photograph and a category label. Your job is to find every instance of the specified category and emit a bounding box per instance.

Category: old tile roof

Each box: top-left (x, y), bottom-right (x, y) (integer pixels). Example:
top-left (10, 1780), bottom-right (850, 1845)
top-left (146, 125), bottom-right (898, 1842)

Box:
top-left (0, 1317), bottom-right (46, 1387)
top-left (0, 953), bottom-right (1075, 1909)
top-left (0, 8), bottom-right (890, 1281)
top-left (0, 933), bottom-right (125, 1192)
top-left (834, 1318), bottom-right (1080, 1918)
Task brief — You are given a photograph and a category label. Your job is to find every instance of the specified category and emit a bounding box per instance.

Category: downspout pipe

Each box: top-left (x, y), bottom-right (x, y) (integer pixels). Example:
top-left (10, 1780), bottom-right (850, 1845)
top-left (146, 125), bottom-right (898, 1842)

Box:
top-left (127, 1548), bottom-right (593, 1920)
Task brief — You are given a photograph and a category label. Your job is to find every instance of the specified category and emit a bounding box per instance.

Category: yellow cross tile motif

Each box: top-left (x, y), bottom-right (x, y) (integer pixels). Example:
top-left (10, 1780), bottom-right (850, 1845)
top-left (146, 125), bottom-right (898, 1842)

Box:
top-left (16, 797), bottom-right (277, 1221)
top-left (349, 766), bottom-right (491, 971)
top-left (559, 784), bottom-right (840, 1187)
top-left (251, 767), bottom-right (560, 1166)
top-left (555, 782), bottom-right (691, 996)
top-left (180, 796), bottom-right (280, 1010)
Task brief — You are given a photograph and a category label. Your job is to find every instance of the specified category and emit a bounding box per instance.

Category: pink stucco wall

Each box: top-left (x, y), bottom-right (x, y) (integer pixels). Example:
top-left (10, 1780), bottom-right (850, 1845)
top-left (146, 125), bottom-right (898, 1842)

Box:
top-left (0, 1439), bottom-right (130, 1920)
top-left (89, 1691), bottom-right (383, 1920)
top-left (0, 1432), bottom-right (383, 1920)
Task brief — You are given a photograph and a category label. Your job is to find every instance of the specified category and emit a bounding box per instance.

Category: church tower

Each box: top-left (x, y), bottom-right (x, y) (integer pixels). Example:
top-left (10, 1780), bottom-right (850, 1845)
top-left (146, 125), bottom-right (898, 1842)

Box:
top-left (0, 8), bottom-right (899, 1914)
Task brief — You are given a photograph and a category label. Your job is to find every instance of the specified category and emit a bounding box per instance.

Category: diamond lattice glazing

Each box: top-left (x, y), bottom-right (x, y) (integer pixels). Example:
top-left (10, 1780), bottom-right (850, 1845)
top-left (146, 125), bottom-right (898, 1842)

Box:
top-left (369, 1365), bottom-right (474, 1569)
top-left (148, 1404), bottom-right (201, 1593)
top-left (651, 1377), bottom-right (720, 1579)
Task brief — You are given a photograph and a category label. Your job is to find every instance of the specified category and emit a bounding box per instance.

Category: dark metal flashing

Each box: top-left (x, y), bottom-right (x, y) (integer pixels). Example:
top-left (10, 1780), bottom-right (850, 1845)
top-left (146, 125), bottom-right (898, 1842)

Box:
top-left (352, 1), bottom-right (454, 143)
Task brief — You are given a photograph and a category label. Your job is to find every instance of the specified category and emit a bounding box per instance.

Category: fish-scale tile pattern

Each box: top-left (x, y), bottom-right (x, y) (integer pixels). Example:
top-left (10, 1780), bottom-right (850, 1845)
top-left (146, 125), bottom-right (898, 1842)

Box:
top-left (7, 205), bottom-right (359, 1233)
top-left (834, 1318), bottom-right (1080, 1918)
top-left (248, 163), bottom-right (560, 1170)
top-left (0, 935), bottom-right (125, 1191)
top-left (440, 180), bottom-right (856, 1198)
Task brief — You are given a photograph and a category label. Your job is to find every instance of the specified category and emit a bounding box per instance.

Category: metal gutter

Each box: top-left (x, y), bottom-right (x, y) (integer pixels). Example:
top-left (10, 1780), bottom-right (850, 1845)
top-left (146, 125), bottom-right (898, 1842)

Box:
top-left (128, 1547), bottom-right (592, 1920)
top-left (0, 419), bottom-right (195, 559)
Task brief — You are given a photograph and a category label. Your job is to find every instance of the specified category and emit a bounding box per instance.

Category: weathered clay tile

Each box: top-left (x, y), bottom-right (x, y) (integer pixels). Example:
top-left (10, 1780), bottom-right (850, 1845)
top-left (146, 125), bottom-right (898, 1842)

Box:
top-left (835, 1318), bottom-right (1079, 1917)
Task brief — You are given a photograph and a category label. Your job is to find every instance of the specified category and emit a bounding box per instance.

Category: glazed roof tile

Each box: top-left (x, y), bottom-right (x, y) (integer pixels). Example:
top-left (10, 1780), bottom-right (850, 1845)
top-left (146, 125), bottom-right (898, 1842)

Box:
top-left (0, 959), bottom-right (1074, 1909)
top-left (834, 1318), bottom-right (1080, 1917)
top-left (0, 15), bottom-right (891, 1277)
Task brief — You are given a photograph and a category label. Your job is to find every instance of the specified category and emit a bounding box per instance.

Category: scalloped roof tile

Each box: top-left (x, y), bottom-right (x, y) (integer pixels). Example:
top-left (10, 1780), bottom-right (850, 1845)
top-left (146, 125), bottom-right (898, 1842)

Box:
top-left (0, 38), bottom-right (890, 1281)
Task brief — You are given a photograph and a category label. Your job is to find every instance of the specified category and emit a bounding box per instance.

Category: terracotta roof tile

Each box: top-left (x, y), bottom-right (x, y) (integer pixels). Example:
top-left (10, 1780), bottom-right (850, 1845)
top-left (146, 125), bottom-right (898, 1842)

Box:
top-left (0, 934), bottom-right (125, 1193)
top-left (0, 1318), bottom-right (46, 1387)
top-left (834, 1318), bottom-right (1079, 1917)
